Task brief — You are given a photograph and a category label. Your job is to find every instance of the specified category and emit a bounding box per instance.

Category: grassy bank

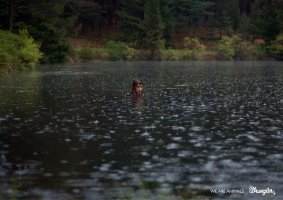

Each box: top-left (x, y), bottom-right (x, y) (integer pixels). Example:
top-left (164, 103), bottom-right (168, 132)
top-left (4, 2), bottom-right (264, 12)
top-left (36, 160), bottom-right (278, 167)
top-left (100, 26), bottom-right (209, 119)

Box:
top-left (68, 34), bottom-right (282, 62)
top-left (1, 30), bottom-right (282, 72)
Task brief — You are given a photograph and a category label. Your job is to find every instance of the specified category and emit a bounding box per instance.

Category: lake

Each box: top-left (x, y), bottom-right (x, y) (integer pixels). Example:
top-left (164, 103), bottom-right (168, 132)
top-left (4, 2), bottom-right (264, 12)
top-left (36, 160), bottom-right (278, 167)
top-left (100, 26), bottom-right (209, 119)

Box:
top-left (0, 61), bottom-right (282, 199)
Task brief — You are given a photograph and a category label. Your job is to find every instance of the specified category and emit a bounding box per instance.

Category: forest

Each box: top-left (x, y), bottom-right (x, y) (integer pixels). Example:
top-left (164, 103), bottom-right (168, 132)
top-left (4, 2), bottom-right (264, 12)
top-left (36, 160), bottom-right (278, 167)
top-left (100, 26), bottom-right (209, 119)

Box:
top-left (0, 0), bottom-right (282, 69)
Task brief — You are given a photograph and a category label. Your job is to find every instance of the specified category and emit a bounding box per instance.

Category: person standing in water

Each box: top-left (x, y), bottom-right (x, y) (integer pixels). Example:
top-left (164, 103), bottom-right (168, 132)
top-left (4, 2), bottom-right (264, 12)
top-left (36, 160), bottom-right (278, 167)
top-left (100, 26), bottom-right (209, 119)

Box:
top-left (130, 79), bottom-right (144, 96)
top-left (129, 79), bottom-right (144, 107)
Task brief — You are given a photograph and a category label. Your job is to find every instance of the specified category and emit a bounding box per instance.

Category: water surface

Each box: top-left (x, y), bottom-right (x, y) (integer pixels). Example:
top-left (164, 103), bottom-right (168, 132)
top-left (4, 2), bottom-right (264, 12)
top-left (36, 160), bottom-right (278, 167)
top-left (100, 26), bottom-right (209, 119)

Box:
top-left (0, 61), bottom-right (282, 199)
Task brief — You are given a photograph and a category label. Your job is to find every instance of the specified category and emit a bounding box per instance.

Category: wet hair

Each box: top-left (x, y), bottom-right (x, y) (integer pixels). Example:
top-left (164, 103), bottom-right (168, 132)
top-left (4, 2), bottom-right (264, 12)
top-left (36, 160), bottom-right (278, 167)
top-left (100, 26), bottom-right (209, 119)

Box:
top-left (132, 79), bottom-right (144, 93)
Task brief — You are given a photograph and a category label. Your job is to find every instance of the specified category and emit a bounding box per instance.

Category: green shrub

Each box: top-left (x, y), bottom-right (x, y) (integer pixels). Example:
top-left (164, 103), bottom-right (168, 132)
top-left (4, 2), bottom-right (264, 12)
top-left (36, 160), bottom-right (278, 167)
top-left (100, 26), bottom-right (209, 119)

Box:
top-left (0, 48), bottom-right (12, 66)
top-left (32, 22), bottom-right (69, 63)
top-left (215, 36), bottom-right (235, 60)
top-left (77, 47), bottom-right (108, 61)
top-left (124, 46), bottom-right (136, 60)
top-left (157, 39), bottom-right (166, 50)
top-left (160, 49), bottom-right (182, 61)
top-left (43, 40), bottom-right (70, 63)
top-left (77, 47), bottom-right (95, 60)
top-left (0, 31), bottom-right (17, 68)
top-left (183, 37), bottom-right (205, 60)
top-left (268, 34), bottom-right (283, 60)
top-left (106, 41), bottom-right (134, 60)
top-left (232, 35), bottom-right (257, 60)
top-left (215, 35), bottom-right (259, 60)
top-left (17, 29), bottom-right (43, 68)
top-left (0, 30), bottom-right (42, 69)
top-left (106, 41), bottom-right (125, 60)
top-left (256, 45), bottom-right (269, 58)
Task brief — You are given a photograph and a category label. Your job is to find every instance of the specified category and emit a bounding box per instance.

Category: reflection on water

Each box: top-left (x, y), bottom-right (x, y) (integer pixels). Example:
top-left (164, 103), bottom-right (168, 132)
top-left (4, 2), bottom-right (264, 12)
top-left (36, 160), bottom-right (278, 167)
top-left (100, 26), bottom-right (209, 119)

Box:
top-left (0, 61), bottom-right (283, 199)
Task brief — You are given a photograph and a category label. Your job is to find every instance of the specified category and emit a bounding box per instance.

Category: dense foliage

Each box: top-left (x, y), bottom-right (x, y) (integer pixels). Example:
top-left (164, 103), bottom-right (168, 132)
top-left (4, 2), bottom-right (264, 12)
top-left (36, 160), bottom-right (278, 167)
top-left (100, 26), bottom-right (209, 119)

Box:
top-left (0, 0), bottom-right (282, 62)
top-left (0, 0), bottom-right (71, 63)
top-left (215, 35), bottom-right (261, 60)
top-left (0, 30), bottom-right (42, 69)
top-left (249, 0), bottom-right (282, 41)
top-left (183, 37), bottom-right (205, 60)
top-left (215, 36), bottom-right (235, 60)
top-left (106, 40), bottom-right (134, 60)
top-left (269, 34), bottom-right (283, 60)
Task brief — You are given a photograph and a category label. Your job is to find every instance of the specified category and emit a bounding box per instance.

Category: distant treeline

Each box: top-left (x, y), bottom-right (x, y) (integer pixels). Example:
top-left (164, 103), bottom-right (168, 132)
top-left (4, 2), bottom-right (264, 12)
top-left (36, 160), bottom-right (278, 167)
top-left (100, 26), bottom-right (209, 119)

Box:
top-left (0, 0), bottom-right (282, 63)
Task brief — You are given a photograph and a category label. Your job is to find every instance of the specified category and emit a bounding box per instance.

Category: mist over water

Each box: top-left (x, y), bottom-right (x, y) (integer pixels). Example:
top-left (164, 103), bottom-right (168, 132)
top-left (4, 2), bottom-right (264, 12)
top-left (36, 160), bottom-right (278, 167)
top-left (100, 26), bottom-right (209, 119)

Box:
top-left (0, 61), bottom-right (282, 199)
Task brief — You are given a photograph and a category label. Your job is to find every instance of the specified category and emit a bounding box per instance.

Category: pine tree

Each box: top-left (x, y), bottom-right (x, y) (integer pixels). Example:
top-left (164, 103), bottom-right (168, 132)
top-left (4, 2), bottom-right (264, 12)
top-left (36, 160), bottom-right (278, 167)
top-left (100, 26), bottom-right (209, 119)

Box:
top-left (249, 0), bottom-right (281, 41)
top-left (143, 0), bottom-right (164, 59)
top-left (118, 0), bottom-right (144, 44)
top-left (159, 0), bottom-right (212, 45)
top-left (160, 0), bottom-right (175, 46)
top-left (210, 0), bottom-right (233, 38)
top-left (239, 13), bottom-right (250, 34)
top-left (172, 0), bottom-right (213, 27)
top-left (19, 0), bottom-right (71, 63)
top-left (118, 0), bottom-right (212, 48)
top-left (229, 0), bottom-right (241, 32)
top-left (0, 0), bottom-right (25, 31)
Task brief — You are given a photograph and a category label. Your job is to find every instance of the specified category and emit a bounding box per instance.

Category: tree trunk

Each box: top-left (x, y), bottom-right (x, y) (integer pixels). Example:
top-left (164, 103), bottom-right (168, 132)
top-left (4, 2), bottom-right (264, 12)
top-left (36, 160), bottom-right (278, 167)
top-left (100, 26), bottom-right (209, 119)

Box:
top-left (219, 28), bottom-right (223, 39)
top-left (150, 45), bottom-right (155, 60)
top-left (8, 0), bottom-right (15, 31)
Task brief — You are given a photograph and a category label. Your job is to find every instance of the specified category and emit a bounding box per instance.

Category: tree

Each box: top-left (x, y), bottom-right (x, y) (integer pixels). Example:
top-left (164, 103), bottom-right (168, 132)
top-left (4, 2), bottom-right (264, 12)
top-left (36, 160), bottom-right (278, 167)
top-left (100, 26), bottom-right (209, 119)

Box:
top-left (0, 29), bottom-right (42, 69)
top-left (239, 13), bottom-right (250, 34)
top-left (239, 0), bottom-right (254, 15)
top-left (0, 0), bottom-right (25, 31)
top-left (17, 0), bottom-right (72, 63)
top-left (229, 0), bottom-right (241, 32)
top-left (99, 0), bottom-right (120, 28)
top-left (118, 0), bottom-right (144, 44)
top-left (143, 0), bottom-right (164, 59)
top-left (0, 0), bottom-right (73, 63)
top-left (171, 0), bottom-right (213, 27)
top-left (208, 0), bottom-right (240, 38)
top-left (118, 0), bottom-right (164, 59)
top-left (249, 0), bottom-right (281, 41)
top-left (118, 0), bottom-right (212, 48)
top-left (158, 0), bottom-right (212, 45)
top-left (159, 0), bottom-right (175, 46)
